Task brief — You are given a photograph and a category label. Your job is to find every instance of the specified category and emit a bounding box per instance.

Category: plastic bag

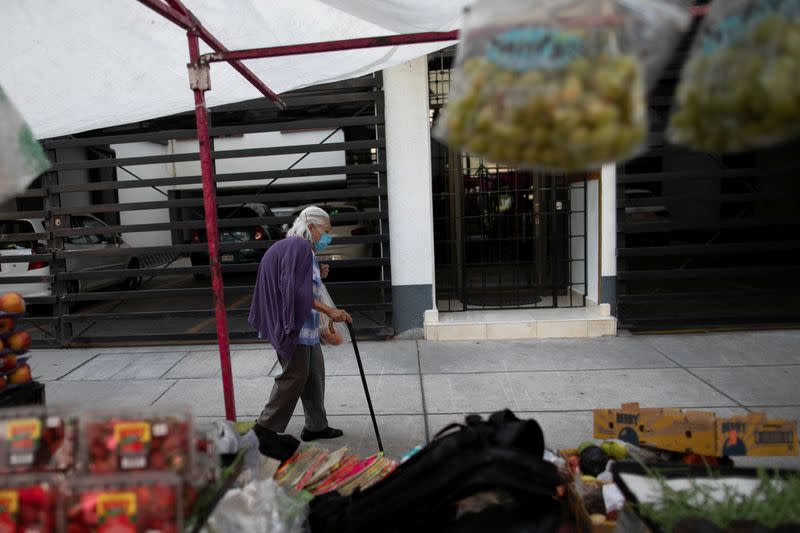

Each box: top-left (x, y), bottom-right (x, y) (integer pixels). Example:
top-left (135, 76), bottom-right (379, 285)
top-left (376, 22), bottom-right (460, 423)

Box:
top-left (668, 0), bottom-right (800, 152)
top-left (204, 477), bottom-right (310, 533)
top-left (434, 0), bottom-right (690, 171)
top-left (318, 283), bottom-right (351, 346)
top-left (0, 85), bottom-right (50, 203)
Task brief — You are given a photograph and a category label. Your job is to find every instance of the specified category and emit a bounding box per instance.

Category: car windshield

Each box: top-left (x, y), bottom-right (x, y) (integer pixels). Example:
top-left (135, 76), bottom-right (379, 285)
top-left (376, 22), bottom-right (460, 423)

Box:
top-left (69, 216), bottom-right (114, 245)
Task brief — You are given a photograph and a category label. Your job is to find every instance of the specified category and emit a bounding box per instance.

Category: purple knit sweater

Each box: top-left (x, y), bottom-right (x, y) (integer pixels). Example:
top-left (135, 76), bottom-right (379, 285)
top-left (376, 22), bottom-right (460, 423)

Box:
top-left (248, 237), bottom-right (315, 360)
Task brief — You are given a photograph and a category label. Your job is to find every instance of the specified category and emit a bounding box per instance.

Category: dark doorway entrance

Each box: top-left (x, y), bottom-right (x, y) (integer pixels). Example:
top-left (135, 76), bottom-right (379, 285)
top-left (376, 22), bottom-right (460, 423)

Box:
top-left (431, 140), bottom-right (586, 312)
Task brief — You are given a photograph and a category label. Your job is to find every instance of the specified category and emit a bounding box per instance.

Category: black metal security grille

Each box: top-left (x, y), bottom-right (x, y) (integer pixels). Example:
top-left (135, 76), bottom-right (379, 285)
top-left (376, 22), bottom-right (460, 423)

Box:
top-left (2, 75), bottom-right (392, 346)
top-left (617, 8), bottom-right (800, 331)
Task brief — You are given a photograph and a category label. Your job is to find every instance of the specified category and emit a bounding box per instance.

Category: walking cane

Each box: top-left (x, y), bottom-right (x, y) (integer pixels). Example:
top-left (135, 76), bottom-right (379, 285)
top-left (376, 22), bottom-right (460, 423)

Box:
top-left (346, 322), bottom-right (383, 453)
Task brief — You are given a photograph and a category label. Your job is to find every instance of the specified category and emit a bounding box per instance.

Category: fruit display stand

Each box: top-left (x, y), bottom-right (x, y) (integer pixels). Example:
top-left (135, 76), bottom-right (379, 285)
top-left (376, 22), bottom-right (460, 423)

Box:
top-left (0, 404), bottom-right (236, 532)
top-left (559, 403), bottom-right (799, 533)
top-left (0, 293), bottom-right (40, 407)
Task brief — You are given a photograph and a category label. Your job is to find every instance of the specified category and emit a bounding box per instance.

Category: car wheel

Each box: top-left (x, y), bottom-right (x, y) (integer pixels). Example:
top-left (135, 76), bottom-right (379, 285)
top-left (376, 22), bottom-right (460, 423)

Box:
top-left (66, 280), bottom-right (79, 294)
top-left (64, 280), bottom-right (80, 313)
top-left (124, 259), bottom-right (142, 290)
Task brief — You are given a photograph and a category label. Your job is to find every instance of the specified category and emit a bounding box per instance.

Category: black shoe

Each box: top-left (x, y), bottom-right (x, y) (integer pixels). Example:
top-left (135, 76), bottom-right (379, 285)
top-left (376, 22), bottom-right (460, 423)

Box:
top-left (253, 422), bottom-right (300, 462)
top-left (301, 426), bottom-right (344, 442)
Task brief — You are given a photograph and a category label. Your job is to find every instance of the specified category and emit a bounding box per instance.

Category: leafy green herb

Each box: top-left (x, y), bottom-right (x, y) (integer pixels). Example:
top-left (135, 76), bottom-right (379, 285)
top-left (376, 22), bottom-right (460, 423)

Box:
top-left (637, 468), bottom-right (800, 531)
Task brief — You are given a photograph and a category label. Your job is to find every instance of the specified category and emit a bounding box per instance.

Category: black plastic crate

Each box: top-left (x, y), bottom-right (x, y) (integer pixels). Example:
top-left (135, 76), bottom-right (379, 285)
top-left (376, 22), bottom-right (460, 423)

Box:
top-left (0, 382), bottom-right (46, 408)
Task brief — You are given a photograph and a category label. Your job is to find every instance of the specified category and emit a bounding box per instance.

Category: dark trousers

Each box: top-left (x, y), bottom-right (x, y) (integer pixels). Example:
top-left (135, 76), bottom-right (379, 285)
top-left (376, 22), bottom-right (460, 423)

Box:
top-left (257, 343), bottom-right (328, 433)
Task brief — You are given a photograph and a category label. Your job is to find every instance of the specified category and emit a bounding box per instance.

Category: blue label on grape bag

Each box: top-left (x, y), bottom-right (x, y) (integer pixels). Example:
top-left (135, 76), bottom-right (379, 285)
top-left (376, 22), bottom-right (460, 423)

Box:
top-left (486, 27), bottom-right (583, 71)
top-left (700, 0), bottom-right (798, 54)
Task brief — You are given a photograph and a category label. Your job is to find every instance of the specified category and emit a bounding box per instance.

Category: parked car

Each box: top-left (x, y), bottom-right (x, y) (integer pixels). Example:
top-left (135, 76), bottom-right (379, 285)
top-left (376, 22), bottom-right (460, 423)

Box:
top-left (0, 218), bottom-right (50, 297)
top-left (0, 215), bottom-right (143, 297)
top-left (288, 203), bottom-right (373, 261)
top-left (189, 203), bottom-right (283, 279)
top-left (63, 214), bottom-right (144, 292)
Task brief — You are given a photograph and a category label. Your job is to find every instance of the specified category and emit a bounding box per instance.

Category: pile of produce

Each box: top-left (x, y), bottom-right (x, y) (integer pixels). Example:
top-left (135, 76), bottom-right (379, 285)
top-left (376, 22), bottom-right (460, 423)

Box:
top-left (556, 437), bottom-right (736, 531)
top-left (435, 0), bottom-right (691, 171)
top-left (441, 52), bottom-right (647, 171)
top-left (557, 440), bottom-right (631, 526)
top-left (0, 292), bottom-right (33, 391)
top-left (0, 405), bottom-right (220, 532)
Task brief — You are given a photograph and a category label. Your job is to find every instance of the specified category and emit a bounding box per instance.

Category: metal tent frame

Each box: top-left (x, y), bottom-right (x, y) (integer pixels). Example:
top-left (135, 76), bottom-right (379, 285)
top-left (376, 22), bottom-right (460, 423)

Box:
top-left (137, 0), bottom-right (457, 421)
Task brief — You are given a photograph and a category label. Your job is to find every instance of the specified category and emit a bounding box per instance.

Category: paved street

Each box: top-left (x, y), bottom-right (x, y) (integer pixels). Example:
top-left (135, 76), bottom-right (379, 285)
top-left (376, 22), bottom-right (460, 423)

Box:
top-left (29, 330), bottom-right (800, 467)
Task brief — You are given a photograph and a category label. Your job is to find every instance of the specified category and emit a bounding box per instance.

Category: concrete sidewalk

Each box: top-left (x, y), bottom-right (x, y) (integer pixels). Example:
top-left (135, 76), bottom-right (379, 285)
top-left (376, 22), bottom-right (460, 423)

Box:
top-left (29, 330), bottom-right (800, 467)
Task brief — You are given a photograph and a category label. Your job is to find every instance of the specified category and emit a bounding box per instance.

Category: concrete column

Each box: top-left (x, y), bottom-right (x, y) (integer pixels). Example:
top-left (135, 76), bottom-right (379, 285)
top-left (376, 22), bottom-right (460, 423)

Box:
top-left (600, 163), bottom-right (617, 313)
top-left (383, 57), bottom-right (435, 334)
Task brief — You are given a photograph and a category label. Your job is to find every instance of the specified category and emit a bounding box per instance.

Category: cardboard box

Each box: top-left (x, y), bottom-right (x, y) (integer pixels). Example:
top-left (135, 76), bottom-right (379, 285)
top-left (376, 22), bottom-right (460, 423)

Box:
top-left (594, 403), bottom-right (798, 457)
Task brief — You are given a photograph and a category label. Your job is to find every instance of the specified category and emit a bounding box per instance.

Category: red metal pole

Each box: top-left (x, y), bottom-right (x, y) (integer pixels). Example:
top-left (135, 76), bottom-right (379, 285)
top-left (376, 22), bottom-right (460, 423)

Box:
top-left (187, 31), bottom-right (237, 421)
top-left (203, 30), bottom-right (460, 63)
top-left (136, 0), bottom-right (193, 30)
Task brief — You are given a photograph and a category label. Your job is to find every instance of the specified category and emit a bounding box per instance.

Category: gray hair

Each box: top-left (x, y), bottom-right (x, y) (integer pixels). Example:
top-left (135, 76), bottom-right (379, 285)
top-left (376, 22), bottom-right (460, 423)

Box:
top-left (286, 206), bottom-right (330, 243)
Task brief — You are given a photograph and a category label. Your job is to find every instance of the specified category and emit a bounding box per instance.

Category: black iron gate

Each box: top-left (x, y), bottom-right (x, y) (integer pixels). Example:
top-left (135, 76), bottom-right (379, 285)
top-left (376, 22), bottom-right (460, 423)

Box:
top-left (2, 75), bottom-right (392, 346)
top-left (616, 8), bottom-right (800, 331)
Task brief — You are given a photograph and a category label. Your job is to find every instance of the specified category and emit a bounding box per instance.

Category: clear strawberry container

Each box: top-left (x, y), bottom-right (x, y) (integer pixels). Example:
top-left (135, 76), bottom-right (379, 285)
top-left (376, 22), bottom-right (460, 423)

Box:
top-left (78, 408), bottom-right (193, 475)
top-left (0, 406), bottom-right (75, 473)
top-left (65, 473), bottom-right (182, 533)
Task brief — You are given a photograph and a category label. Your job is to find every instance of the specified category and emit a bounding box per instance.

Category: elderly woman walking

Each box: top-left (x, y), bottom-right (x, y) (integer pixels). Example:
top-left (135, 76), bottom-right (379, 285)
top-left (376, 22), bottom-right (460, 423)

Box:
top-left (248, 206), bottom-right (352, 456)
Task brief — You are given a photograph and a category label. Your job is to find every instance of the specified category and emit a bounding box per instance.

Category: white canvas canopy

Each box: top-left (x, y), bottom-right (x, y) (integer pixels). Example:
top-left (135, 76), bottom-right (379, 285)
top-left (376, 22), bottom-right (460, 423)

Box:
top-left (0, 0), bottom-right (465, 140)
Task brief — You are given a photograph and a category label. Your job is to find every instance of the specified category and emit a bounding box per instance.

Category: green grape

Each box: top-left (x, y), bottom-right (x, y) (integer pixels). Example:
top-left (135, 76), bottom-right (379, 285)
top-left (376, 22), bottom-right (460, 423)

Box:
top-left (750, 14), bottom-right (781, 45)
top-left (466, 136), bottom-right (489, 154)
top-left (520, 70), bottom-right (545, 87)
top-left (497, 70), bottom-right (517, 86)
top-left (558, 75), bottom-right (583, 104)
top-left (522, 147), bottom-right (540, 163)
top-left (511, 124), bottom-right (529, 141)
top-left (553, 107), bottom-right (581, 131)
top-left (569, 127), bottom-right (591, 148)
top-left (783, 27), bottom-right (800, 56)
top-left (567, 57), bottom-right (591, 78)
top-left (530, 128), bottom-right (549, 146)
top-left (584, 99), bottom-right (619, 127)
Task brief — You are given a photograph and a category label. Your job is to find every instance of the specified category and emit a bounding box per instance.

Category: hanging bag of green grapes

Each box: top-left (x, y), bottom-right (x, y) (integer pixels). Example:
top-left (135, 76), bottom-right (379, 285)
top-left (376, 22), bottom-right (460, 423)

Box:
top-left (668, 0), bottom-right (800, 152)
top-left (434, 0), bottom-right (691, 172)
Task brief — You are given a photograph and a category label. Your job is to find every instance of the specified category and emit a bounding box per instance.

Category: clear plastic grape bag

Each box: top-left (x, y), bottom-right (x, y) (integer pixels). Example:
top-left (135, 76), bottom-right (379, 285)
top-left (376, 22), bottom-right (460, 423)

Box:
top-left (0, 85), bottom-right (50, 203)
top-left (434, 0), bottom-right (691, 171)
top-left (318, 283), bottom-right (351, 346)
top-left (668, 0), bottom-right (800, 152)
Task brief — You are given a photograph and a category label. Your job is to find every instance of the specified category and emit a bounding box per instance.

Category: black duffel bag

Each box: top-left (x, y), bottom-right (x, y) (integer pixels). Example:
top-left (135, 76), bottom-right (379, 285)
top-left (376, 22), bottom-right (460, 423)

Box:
top-left (309, 409), bottom-right (562, 533)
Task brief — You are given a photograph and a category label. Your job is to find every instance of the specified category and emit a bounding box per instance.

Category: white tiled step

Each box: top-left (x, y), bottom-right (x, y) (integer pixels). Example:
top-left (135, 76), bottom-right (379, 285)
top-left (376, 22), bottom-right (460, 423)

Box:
top-left (424, 308), bottom-right (617, 340)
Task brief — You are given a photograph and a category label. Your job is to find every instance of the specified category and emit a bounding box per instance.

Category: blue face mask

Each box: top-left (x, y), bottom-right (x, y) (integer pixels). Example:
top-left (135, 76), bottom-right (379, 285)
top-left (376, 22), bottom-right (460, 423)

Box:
top-left (315, 232), bottom-right (333, 252)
